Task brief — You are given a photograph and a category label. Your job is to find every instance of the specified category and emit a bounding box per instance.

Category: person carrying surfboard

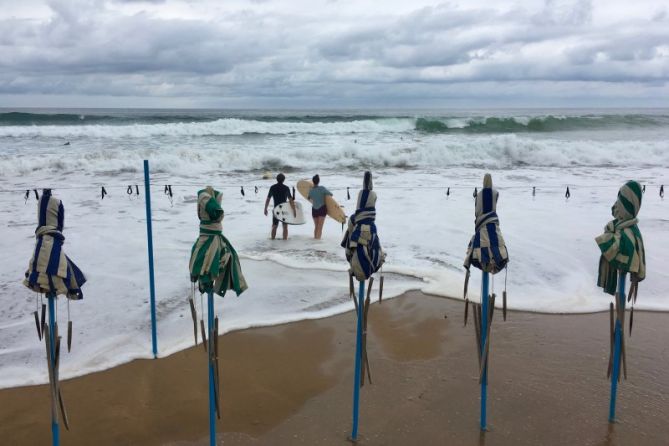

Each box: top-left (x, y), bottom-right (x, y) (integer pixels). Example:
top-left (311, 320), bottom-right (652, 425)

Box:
top-left (307, 174), bottom-right (332, 240)
top-left (264, 173), bottom-right (296, 240)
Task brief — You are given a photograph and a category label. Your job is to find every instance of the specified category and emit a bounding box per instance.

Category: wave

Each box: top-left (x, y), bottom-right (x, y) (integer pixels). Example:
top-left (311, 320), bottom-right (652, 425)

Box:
top-left (415, 114), bottom-right (669, 133)
top-left (0, 117), bottom-right (415, 137)
top-left (1, 111), bottom-right (668, 136)
top-left (2, 134), bottom-right (667, 176)
top-left (0, 111), bottom-right (407, 126)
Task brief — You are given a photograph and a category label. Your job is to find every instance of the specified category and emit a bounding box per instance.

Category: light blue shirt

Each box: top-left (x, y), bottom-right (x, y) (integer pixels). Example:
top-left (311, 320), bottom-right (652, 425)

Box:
top-left (308, 185), bottom-right (332, 209)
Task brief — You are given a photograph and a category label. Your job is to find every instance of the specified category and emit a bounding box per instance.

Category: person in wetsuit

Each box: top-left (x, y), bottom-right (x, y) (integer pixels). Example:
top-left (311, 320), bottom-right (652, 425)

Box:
top-left (264, 173), bottom-right (296, 240)
top-left (307, 174), bottom-right (332, 240)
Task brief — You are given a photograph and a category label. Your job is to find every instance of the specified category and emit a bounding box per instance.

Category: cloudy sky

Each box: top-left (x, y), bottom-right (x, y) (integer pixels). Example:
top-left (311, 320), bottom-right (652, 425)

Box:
top-left (0, 0), bottom-right (667, 108)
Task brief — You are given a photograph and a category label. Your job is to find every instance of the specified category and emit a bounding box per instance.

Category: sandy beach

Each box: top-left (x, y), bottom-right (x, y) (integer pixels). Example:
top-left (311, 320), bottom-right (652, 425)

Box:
top-left (1, 291), bottom-right (667, 445)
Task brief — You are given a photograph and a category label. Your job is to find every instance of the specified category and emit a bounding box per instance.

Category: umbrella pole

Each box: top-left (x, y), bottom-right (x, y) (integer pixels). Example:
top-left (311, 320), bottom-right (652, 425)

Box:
top-left (47, 293), bottom-right (59, 446)
top-left (143, 160), bottom-right (158, 359)
top-left (609, 271), bottom-right (626, 423)
top-left (349, 280), bottom-right (365, 442)
top-left (207, 290), bottom-right (216, 446)
top-left (480, 272), bottom-right (489, 431)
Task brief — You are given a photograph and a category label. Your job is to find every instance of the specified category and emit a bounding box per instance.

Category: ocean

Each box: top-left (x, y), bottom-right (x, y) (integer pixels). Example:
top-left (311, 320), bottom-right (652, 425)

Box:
top-left (0, 108), bottom-right (667, 388)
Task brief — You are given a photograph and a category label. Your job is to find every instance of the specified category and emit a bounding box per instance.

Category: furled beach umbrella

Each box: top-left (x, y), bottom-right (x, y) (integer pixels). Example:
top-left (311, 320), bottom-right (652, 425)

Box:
top-left (187, 186), bottom-right (247, 446)
top-left (595, 180), bottom-right (645, 423)
top-left (463, 173), bottom-right (509, 431)
top-left (341, 171), bottom-right (386, 442)
top-left (23, 189), bottom-right (86, 446)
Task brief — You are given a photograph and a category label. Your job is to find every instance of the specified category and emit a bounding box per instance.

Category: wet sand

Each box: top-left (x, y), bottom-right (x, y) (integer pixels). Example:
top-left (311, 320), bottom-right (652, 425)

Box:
top-left (1, 292), bottom-right (668, 445)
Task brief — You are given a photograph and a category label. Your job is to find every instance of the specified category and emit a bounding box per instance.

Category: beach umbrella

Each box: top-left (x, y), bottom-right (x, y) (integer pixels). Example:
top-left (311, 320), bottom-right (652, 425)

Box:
top-left (23, 189), bottom-right (87, 446)
top-left (341, 171), bottom-right (386, 442)
top-left (463, 173), bottom-right (509, 431)
top-left (595, 180), bottom-right (645, 423)
top-left (188, 186), bottom-right (248, 446)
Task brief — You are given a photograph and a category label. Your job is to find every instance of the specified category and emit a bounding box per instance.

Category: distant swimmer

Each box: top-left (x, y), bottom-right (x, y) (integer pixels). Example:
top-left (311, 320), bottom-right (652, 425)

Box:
top-left (264, 173), bottom-right (296, 240)
top-left (307, 174), bottom-right (332, 240)
top-left (63, 142), bottom-right (70, 146)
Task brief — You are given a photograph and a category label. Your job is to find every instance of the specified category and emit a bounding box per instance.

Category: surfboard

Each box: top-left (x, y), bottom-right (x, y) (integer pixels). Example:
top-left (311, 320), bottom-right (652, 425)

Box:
top-left (273, 201), bottom-right (306, 225)
top-left (296, 180), bottom-right (347, 224)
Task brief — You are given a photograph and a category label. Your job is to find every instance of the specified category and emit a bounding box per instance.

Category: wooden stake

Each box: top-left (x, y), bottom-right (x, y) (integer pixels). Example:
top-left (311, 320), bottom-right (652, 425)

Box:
top-left (607, 302), bottom-right (614, 379)
top-left (67, 321), bottom-right (73, 353)
top-left (34, 311), bottom-right (42, 340)
top-left (378, 275), bottom-right (384, 303)
top-left (464, 299), bottom-right (469, 327)
top-left (200, 320), bottom-right (207, 353)
top-left (189, 298), bottom-right (198, 346)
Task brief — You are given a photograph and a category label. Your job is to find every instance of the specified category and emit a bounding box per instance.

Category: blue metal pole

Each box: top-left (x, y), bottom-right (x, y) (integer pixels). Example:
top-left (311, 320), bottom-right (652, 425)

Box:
top-left (350, 280), bottom-right (365, 441)
top-left (143, 160), bottom-right (158, 359)
top-left (207, 290), bottom-right (216, 446)
top-left (480, 272), bottom-right (489, 431)
top-left (609, 271), bottom-right (626, 423)
top-left (47, 294), bottom-right (59, 446)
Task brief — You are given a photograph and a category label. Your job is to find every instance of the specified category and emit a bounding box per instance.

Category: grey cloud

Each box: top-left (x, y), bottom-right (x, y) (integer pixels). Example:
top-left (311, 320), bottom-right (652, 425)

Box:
top-left (0, 0), bottom-right (666, 106)
top-left (532, 0), bottom-right (593, 26)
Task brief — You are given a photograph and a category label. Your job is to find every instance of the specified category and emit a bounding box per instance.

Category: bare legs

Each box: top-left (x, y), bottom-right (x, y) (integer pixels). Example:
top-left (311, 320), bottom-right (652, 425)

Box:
top-left (271, 223), bottom-right (289, 240)
top-left (313, 216), bottom-right (325, 239)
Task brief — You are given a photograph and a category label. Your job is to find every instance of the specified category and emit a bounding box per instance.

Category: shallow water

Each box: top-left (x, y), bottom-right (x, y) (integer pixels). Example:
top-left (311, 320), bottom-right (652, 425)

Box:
top-left (0, 108), bottom-right (667, 388)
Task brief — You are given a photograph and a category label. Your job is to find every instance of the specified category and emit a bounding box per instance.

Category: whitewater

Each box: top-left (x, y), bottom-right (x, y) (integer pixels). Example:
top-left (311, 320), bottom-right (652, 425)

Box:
top-left (0, 108), bottom-right (667, 389)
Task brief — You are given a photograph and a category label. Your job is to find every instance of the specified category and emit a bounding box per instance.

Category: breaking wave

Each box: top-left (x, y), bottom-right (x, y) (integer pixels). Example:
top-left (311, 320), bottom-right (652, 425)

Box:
top-left (1, 134), bottom-right (667, 177)
top-left (414, 114), bottom-right (669, 133)
top-left (1, 111), bottom-right (668, 137)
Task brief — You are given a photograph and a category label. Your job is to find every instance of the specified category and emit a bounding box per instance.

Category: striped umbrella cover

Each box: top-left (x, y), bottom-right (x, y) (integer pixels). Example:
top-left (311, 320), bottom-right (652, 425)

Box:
top-left (189, 187), bottom-right (248, 296)
top-left (341, 180), bottom-right (385, 282)
top-left (23, 189), bottom-right (86, 299)
top-left (464, 174), bottom-right (509, 275)
top-left (595, 180), bottom-right (646, 295)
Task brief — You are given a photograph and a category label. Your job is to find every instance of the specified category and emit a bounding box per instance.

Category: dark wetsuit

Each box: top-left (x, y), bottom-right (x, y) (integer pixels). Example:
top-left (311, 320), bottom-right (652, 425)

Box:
top-left (268, 183), bottom-right (292, 226)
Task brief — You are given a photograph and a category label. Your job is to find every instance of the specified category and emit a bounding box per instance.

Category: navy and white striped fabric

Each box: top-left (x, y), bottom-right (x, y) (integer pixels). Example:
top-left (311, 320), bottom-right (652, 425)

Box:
top-left (24, 190), bottom-right (86, 299)
top-left (341, 188), bottom-right (385, 281)
top-left (464, 174), bottom-right (509, 274)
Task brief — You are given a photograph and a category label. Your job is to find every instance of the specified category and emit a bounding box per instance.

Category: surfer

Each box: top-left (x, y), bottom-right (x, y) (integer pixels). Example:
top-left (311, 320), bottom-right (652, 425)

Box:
top-left (307, 174), bottom-right (332, 240)
top-left (264, 173), bottom-right (296, 240)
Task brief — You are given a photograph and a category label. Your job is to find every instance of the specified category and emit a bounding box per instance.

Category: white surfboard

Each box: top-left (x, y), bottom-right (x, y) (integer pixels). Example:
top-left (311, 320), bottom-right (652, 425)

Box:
top-left (273, 201), bottom-right (306, 225)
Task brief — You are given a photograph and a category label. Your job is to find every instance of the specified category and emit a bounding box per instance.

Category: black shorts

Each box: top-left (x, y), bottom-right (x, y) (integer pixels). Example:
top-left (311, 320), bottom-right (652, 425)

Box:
top-left (272, 216), bottom-right (285, 227)
top-left (312, 206), bottom-right (327, 218)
